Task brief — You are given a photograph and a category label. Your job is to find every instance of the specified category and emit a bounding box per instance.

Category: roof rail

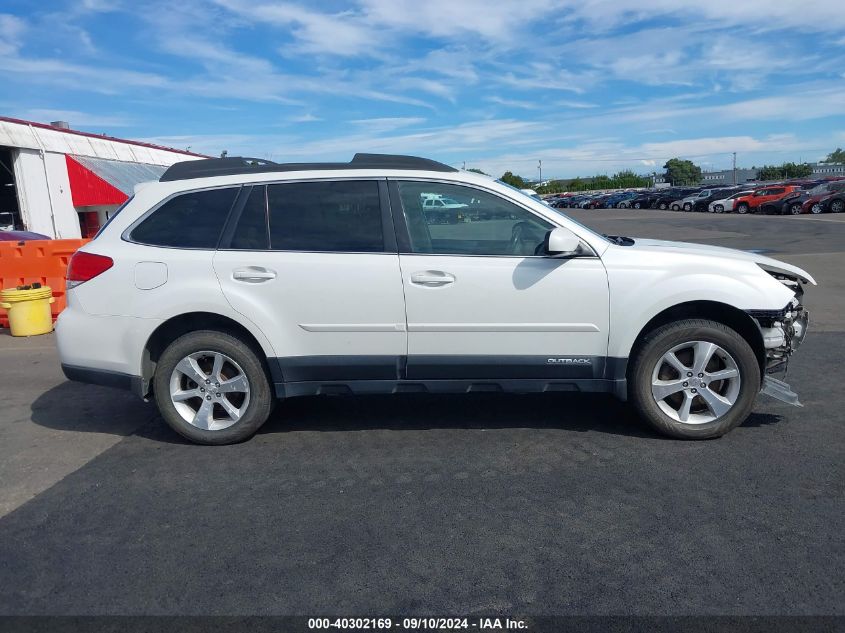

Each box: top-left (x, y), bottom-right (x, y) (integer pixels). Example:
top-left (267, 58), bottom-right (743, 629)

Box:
top-left (159, 153), bottom-right (457, 182)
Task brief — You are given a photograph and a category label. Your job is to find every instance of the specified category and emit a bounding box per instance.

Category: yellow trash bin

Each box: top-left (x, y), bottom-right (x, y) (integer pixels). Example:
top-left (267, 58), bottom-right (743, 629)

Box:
top-left (0, 285), bottom-right (55, 337)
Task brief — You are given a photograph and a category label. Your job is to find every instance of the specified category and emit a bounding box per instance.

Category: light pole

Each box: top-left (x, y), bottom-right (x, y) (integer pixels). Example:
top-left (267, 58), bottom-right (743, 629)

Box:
top-left (538, 160), bottom-right (542, 183)
top-left (732, 152), bottom-right (737, 185)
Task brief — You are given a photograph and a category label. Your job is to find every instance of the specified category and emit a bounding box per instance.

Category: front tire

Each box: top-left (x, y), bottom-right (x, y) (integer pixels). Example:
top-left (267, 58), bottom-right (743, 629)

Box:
top-left (153, 330), bottom-right (274, 445)
top-left (736, 203), bottom-right (749, 214)
top-left (628, 319), bottom-right (761, 439)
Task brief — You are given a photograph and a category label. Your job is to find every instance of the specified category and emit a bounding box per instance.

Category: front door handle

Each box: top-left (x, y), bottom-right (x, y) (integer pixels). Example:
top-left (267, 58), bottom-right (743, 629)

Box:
top-left (410, 270), bottom-right (456, 287)
top-left (232, 266), bottom-right (276, 283)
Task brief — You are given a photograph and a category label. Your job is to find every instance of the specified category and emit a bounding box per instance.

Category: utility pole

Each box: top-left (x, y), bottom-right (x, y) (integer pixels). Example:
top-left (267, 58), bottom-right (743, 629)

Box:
top-left (538, 159), bottom-right (542, 183)
top-left (462, 161), bottom-right (466, 170)
top-left (732, 152), bottom-right (737, 185)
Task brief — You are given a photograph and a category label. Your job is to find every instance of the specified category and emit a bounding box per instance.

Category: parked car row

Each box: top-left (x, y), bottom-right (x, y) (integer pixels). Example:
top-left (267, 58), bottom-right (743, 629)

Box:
top-left (547, 178), bottom-right (845, 215)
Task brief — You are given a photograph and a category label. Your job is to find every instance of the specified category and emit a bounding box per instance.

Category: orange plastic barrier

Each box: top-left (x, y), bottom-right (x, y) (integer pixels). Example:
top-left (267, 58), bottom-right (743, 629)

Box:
top-left (0, 238), bottom-right (91, 329)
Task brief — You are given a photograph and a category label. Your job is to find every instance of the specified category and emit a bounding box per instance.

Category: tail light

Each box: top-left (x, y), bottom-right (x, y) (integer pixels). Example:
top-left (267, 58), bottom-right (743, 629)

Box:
top-left (67, 252), bottom-right (114, 289)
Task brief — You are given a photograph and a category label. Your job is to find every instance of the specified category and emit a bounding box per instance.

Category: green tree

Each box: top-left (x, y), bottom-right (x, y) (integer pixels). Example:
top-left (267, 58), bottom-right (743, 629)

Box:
top-left (663, 158), bottom-right (702, 186)
top-left (466, 168), bottom-right (488, 175)
top-left (821, 148), bottom-right (845, 164)
top-left (758, 162), bottom-right (813, 180)
top-left (784, 162), bottom-right (812, 178)
top-left (500, 171), bottom-right (527, 188)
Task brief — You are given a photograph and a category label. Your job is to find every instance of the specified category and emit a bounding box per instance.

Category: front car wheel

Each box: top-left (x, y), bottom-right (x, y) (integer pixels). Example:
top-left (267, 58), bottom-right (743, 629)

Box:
top-left (629, 319), bottom-right (761, 439)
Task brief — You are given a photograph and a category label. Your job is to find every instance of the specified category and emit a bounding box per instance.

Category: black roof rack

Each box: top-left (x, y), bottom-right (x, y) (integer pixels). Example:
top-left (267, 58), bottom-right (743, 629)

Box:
top-left (159, 153), bottom-right (457, 182)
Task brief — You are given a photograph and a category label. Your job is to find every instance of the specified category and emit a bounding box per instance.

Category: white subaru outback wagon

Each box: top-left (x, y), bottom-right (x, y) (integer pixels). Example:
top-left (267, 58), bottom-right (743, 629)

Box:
top-left (57, 154), bottom-right (814, 444)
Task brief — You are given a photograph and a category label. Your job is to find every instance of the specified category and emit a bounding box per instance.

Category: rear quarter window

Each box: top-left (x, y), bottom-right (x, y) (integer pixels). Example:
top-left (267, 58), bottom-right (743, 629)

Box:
top-left (130, 188), bottom-right (239, 248)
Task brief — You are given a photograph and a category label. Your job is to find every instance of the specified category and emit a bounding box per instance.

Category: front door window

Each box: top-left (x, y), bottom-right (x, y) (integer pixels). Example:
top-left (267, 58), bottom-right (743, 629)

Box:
top-left (397, 181), bottom-right (552, 257)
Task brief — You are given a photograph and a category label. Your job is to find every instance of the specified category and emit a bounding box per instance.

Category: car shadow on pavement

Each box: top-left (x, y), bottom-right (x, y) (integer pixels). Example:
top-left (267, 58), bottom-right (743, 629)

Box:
top-left (30, 381), bottom-right (784, 444)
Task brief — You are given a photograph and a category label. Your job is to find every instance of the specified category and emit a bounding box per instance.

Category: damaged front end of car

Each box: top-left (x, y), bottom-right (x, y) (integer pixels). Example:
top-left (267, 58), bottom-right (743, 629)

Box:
top-left (748, 269), bottom-right (811, 406)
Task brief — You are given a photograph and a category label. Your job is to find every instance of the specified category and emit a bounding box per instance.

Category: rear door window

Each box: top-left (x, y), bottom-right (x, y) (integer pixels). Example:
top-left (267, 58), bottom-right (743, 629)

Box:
top-left (266, 180), bottom-right (384, 252)
top-left (230, 186), bottom-right (269, 250)
top-left (130, 188), bottom-right (238, 248)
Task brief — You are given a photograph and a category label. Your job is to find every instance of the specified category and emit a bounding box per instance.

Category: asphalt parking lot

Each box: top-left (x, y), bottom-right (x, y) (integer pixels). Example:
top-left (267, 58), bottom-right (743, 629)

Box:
top-left (1, 209), bottom-right (843, 617)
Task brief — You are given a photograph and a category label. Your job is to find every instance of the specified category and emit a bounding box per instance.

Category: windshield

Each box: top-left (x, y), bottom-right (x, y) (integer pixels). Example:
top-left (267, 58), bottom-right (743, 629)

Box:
top-left (496, 179), bottom-right (610, 243)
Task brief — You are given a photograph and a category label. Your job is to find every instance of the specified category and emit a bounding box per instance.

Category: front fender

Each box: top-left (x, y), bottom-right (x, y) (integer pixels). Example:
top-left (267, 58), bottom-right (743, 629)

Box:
top-left (605, 259), bottom-right (793, 359)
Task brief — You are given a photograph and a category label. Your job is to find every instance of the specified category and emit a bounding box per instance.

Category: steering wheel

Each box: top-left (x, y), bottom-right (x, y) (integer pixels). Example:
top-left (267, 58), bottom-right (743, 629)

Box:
top-left (509, 222), bottom-right (529, 255)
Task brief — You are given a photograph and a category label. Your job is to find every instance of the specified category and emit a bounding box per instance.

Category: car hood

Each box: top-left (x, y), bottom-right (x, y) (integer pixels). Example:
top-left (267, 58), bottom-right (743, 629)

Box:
top-left (625, 238), bottom-right (816, 284)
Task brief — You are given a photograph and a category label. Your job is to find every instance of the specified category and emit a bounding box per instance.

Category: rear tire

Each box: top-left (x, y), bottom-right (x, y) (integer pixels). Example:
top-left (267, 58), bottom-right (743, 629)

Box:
top-left (153, 330), bottom-right (274, 445)
top-left (831, 200), bottom-right (844, 213)
top-left (736, 203), bottom-right (749, 214)
top-left (628, 319), bottom-right (760, 440)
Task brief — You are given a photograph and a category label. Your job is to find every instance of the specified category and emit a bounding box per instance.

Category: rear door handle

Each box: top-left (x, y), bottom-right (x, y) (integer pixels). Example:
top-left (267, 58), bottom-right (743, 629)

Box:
top-left (410, 271), bottom-right (455, 287)
top-left (232, 266), bottom-right (276, 283)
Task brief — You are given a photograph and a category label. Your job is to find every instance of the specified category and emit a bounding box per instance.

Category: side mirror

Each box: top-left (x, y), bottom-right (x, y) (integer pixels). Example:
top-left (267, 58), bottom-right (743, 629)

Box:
top-left (544, 228), bottom-right (582, 257)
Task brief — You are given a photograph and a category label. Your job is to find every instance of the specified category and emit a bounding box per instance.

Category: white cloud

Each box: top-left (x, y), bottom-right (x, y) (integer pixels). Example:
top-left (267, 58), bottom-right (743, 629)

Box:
top-left (559, 0), bottom-right (845, 34)
top-left (485, 96), bottom-right (541, 110)
top-left (14, 109), bottom-right (133, 127)
top-left (556, 100), bottom-right (599, 109)
top-left (359, 0), bottom-right (556, 41)
top-left (350, 117), bottom-right (427, 133)
top-left (0, 13), bottom-right (25, 55)
top-left (212, 0), bottom-right (379, 57)
top-left (289, 113), bottom-right (322, 123)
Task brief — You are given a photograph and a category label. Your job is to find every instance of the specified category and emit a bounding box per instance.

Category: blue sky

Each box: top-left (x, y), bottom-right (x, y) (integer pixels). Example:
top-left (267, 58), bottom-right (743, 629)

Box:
top-left (1, 0), bottom-right (845, 179)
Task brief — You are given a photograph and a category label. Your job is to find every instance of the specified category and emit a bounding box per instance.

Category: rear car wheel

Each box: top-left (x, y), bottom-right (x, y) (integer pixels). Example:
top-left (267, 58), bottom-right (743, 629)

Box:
top-left (811, 203), bottom-right (822, 214)
top-left (633, 202), bottom-right (642, 209)
top-left (629, 319), bottom-right (760, 439)
top-left (736, 203), bottom-right (749, 214)
top-left (671, 203), bottom-right (681, 211)
top-left (789, 203), bottom-right (803, 215)
top-left (683, 203), bottom-right (692, 211)
top-left (153, 330), bottom-right (274, 444)
top-left (831, 200), bottom-right (844, 213)
top-left (659, 202), bottom-right (668, 210)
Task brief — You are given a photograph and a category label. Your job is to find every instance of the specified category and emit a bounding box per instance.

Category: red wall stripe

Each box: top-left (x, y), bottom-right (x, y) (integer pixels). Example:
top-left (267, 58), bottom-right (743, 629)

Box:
top-left (65, 155), bottom-right (128, 207)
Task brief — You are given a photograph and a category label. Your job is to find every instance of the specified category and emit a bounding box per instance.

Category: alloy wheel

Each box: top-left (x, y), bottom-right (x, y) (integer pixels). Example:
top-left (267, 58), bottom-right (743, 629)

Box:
top-left (651, 341), bottom-right (741, 424)
top-left (169, 351), bottom-right (251, 430)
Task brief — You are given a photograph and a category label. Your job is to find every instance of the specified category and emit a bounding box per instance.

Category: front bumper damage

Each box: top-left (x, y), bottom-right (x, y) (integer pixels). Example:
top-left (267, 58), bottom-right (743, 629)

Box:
top-left (748, 285), bottom-right (810, 406)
